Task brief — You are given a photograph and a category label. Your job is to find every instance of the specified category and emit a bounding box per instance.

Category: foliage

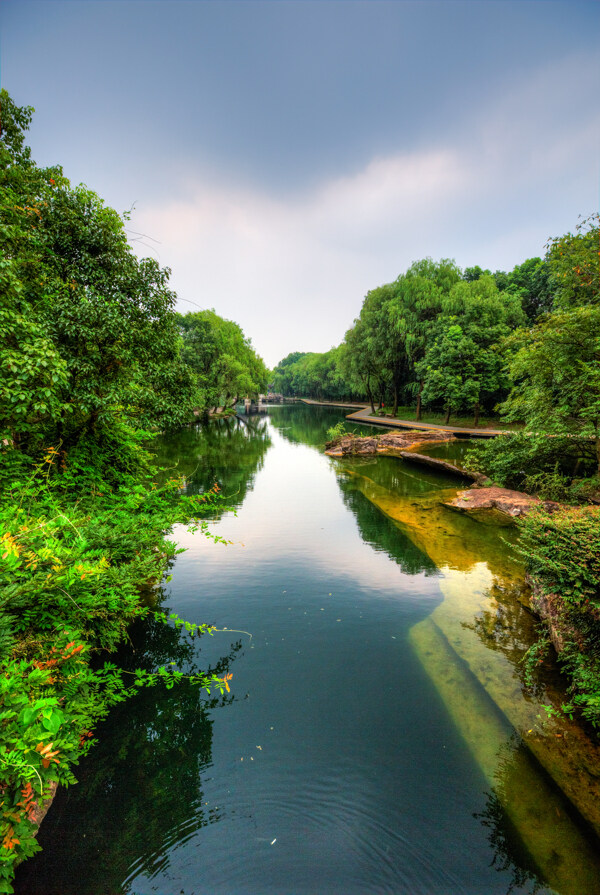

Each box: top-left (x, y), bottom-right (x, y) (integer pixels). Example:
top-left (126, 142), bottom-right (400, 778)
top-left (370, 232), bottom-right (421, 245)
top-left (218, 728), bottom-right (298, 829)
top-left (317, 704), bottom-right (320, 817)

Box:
top-left (519, 507), bottom-right (600, 726)
top-left (326, 420), bottom-right (347, 442)
top-left (493, 256), bottom-right (553, 323)
top-left (13, 615), bottom-right (239, 892)
top-left (500, 306), bottom-right (600, 442)
top-left (178, 310), bottom-right (268, 417)
top-left (416, 275), bottom-right (523, 424)
top-left (467, 218), bottom-right (600, 491)
top-left (546, 213), bottom-right (600, 310)
top-left (270, 351), bottom-right (309, 395)
top-left (0, 454), bottom-right (234, 890)
top-left (272, 346), bottom-right (353, 403)
top-left (467, 433), bottom-right (577, 490)
top-left (0, 88), bottom-right (195, 462)
top-left (467, 304), bottom-right (600, 485)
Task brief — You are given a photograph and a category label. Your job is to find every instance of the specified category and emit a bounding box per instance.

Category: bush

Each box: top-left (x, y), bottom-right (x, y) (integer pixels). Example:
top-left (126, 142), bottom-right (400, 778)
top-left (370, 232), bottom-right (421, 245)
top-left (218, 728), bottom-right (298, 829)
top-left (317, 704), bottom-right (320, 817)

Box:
top-left (466, 432), bottom-right (595, 496)
top-left (326, 421), bottom-right (347, 442)
top-left (520, 506), bottom-right (600, 727)
top-left (0, 451), bottom-right (231, 891)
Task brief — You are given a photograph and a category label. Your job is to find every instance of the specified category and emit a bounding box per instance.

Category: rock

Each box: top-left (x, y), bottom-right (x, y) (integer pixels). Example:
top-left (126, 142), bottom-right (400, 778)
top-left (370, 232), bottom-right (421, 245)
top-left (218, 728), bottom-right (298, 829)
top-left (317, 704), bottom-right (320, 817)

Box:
top-left (445, 486), bottom-right (561, 523)
top-left (30, 781), bottom-right (58, 831)
top-left (399, 451), bottom-right (490, 484)
top-left (325, 429), bottom-right (456, 457)
top-left (528, 581), bottom-right (571, 654)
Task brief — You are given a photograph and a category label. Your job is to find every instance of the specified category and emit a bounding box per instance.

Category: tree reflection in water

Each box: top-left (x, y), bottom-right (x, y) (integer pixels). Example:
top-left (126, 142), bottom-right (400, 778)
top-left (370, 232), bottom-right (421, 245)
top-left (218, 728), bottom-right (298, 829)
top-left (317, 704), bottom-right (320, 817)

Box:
top-left (268, 403), bottom-right (369, 449)
top-left (14, 596), bottom-right (241, 895)
top-left (336, 472), bottom-right (438, 577)
top-left (151, 415), bottom-right (272, 506)
top-left (476, 749), bottom-right (547, 895)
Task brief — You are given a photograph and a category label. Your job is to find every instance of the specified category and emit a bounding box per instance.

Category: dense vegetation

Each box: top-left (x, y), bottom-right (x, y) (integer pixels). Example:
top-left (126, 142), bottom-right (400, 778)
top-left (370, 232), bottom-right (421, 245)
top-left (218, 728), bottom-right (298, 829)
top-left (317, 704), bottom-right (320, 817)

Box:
top-left (0, 90), bottom-right (265, 890)
top-left (178, 309), bottom-right (268, 419)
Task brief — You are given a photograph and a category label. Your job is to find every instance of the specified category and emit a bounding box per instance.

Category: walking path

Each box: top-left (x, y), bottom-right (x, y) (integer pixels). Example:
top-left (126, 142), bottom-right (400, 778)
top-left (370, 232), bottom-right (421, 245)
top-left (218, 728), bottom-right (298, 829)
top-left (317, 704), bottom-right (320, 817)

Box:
top-left (300, 399), bottom-right (504, 437)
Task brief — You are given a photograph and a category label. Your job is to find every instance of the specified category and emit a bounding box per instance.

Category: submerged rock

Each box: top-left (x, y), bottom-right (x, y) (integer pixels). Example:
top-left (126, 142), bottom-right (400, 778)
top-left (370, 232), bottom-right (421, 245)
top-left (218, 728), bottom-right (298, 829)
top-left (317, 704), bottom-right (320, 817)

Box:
top-left (445, 486), bottom-right (560, 523)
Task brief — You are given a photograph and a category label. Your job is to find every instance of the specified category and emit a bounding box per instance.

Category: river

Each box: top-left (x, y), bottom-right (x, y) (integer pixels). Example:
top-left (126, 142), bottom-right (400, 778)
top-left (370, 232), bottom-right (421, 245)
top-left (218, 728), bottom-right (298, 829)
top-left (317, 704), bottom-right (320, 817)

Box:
top-left (16, 404), bottom-right (600, 895)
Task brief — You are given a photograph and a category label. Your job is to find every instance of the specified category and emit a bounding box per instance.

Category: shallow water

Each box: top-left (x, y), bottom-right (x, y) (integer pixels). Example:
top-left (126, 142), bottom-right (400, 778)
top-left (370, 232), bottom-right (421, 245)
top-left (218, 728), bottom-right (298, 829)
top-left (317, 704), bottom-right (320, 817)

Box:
top-left (17, 405), bottom-right (600, 895)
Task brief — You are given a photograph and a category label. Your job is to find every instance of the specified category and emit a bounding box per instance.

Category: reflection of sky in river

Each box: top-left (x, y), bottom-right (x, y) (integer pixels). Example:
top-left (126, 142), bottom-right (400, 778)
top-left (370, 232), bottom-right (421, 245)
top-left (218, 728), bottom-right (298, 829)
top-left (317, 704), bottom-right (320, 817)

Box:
top-left (172, 425), bottom-right (442, 607)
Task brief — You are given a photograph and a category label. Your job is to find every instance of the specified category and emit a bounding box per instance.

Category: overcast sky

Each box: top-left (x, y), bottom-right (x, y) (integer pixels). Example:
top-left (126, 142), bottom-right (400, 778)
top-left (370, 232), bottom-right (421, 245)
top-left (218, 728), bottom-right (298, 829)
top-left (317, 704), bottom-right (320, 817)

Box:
top-left (1, 0), bottom-right (599, 367)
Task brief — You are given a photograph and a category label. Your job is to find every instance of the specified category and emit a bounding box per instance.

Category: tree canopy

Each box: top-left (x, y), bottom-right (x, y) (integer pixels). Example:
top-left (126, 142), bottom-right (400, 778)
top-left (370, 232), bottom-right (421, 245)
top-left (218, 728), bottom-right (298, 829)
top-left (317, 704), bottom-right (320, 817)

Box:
top-left (272, 214), bottom-right (600, 438)
top-left (177, 310), bottom-right (268, 417)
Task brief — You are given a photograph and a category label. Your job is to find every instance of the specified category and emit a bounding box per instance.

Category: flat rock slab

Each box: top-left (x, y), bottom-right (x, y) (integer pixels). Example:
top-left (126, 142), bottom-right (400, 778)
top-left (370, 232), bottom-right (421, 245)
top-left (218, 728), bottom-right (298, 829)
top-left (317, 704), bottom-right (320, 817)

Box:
top-left (445, 486), bottom-right (560, 521)
top-left (325, 430), bottom-right (455, 457)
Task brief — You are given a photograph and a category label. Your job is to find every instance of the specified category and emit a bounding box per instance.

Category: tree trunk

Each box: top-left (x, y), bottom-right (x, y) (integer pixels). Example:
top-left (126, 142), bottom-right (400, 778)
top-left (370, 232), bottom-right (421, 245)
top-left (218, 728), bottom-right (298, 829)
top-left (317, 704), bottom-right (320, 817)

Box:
top-left (416, 380), bottom-right (424, 421)
top-left (444, 407), bottom-right (451, 425)
top-left (366, 379), bottom-right (375, 414)
top-left (473, 402), bottom-right (480, 428)
top-left (392, 382), bottom-right (399, 418)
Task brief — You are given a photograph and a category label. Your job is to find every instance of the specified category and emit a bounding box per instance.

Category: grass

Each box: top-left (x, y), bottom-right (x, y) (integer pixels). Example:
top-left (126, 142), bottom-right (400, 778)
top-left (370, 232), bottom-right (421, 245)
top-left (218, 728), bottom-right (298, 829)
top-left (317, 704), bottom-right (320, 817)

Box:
top-left (373, 406), bottom-right (522, 431)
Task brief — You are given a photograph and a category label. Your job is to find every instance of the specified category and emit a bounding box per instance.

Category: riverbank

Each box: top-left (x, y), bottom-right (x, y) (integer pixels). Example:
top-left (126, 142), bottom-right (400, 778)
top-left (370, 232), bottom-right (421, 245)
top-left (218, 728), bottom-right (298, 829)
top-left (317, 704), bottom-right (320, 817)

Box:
top-left (0, 448), bottom-right (230, 891)
top-left (301, 398), bottom-right (504, 436)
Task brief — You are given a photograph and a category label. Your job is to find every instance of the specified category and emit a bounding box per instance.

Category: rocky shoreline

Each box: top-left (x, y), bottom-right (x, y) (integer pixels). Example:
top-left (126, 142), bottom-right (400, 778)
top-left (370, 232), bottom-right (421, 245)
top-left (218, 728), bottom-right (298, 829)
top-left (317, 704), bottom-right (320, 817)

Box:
top-left (325, 429), bottom-right (561, 522)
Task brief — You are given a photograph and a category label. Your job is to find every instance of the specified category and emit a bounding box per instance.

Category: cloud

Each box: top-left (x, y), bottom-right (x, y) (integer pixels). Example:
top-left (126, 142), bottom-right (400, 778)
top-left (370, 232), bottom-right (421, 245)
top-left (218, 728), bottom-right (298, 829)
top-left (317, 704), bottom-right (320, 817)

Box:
top-left (133, 49), bottom-right (599, 367)
top-left (134, 148), bottom-right (468, 365)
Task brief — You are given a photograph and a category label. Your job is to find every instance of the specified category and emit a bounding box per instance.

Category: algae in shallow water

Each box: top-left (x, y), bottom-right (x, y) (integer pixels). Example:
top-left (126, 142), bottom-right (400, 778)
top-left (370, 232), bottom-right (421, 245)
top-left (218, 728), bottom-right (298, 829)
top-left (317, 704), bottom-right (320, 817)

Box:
top-left (343, 464), bottom-right (600, 886)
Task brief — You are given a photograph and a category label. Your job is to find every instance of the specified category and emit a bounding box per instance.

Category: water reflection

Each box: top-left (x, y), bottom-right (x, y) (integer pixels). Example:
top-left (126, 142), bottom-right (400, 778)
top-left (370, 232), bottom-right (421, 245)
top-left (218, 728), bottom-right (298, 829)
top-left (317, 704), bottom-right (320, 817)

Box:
top-left (15, 406), bottom-right (600, 895)
top-left (14, 601), bottom-right (240, 895)
top-left (268, 402), bottom-right (372, 448)
top-left (336, 472), bottom-right (437, 576)
top-left (333, 452), bottom-right (600, 892)
top-left (151, 415), bottom-right (271, 505)
top-left (476, 780), bottom-right (549, 895)
top-left (477, 738), bottom-right (600, 895)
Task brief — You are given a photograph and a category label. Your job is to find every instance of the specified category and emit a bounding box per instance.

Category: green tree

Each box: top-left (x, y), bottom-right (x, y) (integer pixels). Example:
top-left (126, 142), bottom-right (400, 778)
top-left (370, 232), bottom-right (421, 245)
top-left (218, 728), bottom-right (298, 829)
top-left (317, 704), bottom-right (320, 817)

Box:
top-left (271, 352), bottom-right (309, 396)
top-left (390, 258), bottom-right (461, 418)
top-left (178, 310), bottom-right (268, 416)
top-left (501, 305), bottom-right (600, 473)
top-left (418, 275), bottom-right (523, 424)
top-left (546, 213), bottom-right (600, 309)
top-left (339, 320), bottom-right (379, 410)
top-left (1, 89), bottom-right (195, 462)
top-left (494, 257), bottom-right (554, 323)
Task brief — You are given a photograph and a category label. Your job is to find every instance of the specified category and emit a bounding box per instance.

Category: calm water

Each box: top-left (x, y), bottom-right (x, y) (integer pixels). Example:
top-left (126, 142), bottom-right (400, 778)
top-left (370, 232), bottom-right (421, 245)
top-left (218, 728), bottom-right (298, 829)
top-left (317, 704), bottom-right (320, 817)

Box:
top-left (17, 406), bottom-right (600, 895)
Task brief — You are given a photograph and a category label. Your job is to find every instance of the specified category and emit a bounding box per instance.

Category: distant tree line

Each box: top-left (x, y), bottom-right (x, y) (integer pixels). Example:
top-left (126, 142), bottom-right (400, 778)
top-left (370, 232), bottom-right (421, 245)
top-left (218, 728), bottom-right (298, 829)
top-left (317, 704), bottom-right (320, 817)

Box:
top-left (272, 225), bottom-right (597, 428)
top-left (177, 310), bottom-right (268, 420)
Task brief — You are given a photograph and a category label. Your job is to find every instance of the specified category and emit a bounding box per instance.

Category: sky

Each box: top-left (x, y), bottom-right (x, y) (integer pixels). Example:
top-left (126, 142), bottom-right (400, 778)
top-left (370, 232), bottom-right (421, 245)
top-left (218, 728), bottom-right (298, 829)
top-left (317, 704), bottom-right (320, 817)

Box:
top-left (1, 0), bottom-right (599, 368)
